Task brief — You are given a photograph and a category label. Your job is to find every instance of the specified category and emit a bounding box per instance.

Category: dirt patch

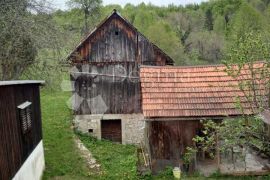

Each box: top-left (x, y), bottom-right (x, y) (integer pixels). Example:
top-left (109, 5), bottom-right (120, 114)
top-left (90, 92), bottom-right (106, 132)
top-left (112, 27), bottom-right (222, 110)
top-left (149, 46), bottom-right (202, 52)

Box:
top-left (74, 137), bottom-right (101, 174)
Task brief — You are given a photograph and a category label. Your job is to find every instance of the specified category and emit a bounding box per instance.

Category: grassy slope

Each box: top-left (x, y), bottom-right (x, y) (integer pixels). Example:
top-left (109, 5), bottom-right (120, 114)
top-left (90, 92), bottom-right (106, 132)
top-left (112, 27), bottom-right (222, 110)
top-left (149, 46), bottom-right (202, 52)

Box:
top-left (78, 133), bottom-right (138, 179)
top-left (41, 91), bottom-right (89, 179)
top-left (41, 91), bottom-right (138, 180)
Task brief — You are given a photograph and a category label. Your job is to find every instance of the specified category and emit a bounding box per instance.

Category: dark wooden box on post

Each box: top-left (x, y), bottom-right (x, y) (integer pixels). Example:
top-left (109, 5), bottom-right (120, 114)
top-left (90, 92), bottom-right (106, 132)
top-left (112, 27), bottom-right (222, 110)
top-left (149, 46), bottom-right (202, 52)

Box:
top-left (0, 80), bottom-right (45, 180)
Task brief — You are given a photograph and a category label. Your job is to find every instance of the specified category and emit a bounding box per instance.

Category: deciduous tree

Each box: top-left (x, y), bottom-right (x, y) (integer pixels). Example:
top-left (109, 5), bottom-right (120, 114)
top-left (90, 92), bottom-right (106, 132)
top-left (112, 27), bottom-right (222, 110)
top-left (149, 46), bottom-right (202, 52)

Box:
top-left (186, 31), bottom-right (225, 64)
top-left (67, 0), bottom-right (102, 35)
top-left (0, 0), bottom-right (60, 80)
top-left (224, 31), bottom-right (270, 110)
top-left (145, 21), bottom-right (186, 65)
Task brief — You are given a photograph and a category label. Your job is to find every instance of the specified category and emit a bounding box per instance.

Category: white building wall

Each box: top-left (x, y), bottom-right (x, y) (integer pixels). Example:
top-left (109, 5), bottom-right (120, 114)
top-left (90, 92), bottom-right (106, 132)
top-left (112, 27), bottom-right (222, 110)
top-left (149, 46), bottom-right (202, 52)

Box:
top-left (13, 141), bottom-right (45, 180)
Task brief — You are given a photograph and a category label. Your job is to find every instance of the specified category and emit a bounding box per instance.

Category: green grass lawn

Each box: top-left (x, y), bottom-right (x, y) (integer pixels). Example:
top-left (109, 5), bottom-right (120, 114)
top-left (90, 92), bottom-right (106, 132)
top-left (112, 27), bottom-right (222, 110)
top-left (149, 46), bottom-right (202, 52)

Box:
top-left (41, 91), bottom-right (89, 179)
top-left (41, 90), bottom-right (139, 180)
top-left (78, 133), bottom-right (138, 179)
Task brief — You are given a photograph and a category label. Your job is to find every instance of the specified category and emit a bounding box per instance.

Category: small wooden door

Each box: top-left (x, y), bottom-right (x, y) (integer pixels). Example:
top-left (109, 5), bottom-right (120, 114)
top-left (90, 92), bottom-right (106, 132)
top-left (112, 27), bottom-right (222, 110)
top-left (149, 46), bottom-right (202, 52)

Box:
top-left (101, 120), bottom-right (122, 143)
top-left (149, 121), bottom-right (200, 173)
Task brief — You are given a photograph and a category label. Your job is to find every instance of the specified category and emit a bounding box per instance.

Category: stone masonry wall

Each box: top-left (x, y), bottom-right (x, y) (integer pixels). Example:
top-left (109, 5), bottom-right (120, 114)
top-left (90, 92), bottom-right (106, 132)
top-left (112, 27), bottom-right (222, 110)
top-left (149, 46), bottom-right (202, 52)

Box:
top-left (74, 114), bottom-right (145, 145)
top-left (74, 115), bottom-right (102, 139)
top-left (121, 114), bottom-right (145, 145)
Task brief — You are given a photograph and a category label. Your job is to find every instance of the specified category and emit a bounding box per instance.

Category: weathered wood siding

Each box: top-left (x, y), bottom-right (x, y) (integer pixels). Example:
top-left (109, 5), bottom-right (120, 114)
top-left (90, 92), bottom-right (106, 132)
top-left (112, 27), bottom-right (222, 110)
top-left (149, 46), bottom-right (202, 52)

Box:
top-left (73, 64), bottom-right (141, 114)
top-left (0, 84), bottom-right (42, 180)
top-left (71, 13), bottom-right (173, 114)
top-left (101, 120), bottom-right (122, 142)
top-left (148, 120), bottom-right (200, 173)
top-left (266, 124), bottom-right (270, 137)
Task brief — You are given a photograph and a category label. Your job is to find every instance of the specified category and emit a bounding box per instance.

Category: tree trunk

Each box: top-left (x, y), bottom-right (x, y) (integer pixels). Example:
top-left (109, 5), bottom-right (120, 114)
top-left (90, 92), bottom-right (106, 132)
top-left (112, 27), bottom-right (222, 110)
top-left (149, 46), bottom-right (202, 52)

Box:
top-left (84, 9), bottom-right (89, 35)
top-left (1, 64), bottom-right (9, 80)
top-left (231, 147), bottom-right (235, 169)
top-left (216, 133), bottom-right (221, 170)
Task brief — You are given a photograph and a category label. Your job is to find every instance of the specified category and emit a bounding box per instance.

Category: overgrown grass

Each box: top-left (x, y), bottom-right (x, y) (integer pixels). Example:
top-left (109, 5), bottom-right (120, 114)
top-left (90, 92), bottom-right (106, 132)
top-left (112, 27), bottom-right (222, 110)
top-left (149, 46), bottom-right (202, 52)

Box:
top-left (41, 90), bottom-right (89, 179)
top-left (41, 90), bottom-right (138, 179)
top-left (77, 133), bottom-right (138, 179)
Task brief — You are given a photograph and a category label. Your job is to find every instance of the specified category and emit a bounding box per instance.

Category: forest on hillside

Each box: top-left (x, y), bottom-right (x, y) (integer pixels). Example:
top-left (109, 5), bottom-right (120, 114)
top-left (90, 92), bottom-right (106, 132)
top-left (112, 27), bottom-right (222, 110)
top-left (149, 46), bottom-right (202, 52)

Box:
top-left (54, 0), bottom-right (270, 65)
top-left (1, 0), bottom-right (270, 87)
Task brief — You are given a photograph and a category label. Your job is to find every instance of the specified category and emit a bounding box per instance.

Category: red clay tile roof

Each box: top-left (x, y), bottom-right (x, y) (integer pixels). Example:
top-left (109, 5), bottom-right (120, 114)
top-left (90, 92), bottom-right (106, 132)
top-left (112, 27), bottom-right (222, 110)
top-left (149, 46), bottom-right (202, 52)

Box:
top-left (140, 63), bottom-right (269, 118)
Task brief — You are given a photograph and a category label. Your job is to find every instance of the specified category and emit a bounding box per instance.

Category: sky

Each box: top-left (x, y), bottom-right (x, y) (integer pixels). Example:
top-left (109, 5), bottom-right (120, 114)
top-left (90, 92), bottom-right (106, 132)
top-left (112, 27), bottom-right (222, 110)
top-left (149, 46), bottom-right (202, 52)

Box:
top-left (51, 0), bottom-right (208, 10)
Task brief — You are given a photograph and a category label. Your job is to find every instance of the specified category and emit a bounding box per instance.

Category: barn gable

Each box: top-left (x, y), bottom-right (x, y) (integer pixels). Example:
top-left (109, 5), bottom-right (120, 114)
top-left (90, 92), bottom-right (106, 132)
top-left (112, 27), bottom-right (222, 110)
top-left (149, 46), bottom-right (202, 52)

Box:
top-left (69, 10), bottom-right (175, 116)
top-left (68, 10), bottom-right (174, 66)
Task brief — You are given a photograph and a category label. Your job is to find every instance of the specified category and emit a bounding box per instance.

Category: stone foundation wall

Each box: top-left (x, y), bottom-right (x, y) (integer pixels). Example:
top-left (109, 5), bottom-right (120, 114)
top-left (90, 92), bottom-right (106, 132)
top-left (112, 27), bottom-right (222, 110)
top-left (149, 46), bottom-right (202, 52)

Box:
top-left (74, 114), bottom-right (145, 145)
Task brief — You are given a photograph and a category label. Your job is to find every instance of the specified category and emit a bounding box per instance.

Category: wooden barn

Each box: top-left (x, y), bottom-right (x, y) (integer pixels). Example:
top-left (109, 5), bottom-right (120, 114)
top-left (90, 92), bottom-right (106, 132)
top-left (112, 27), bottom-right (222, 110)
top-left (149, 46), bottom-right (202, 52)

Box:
top-left (140, 64), bottom-right (269, 172)
top-left (67, 9), bottom-right (270, 174)
top-left (68, 10), bottom-right (173, 144)
top-left (0, 81), bottom-right (45, 180)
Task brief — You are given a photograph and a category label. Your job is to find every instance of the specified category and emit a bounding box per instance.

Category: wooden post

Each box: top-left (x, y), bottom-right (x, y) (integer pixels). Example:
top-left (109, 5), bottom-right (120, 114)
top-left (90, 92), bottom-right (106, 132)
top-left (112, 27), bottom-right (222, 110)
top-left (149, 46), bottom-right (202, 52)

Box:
top-left (216, 132), bottom-right (220, 170)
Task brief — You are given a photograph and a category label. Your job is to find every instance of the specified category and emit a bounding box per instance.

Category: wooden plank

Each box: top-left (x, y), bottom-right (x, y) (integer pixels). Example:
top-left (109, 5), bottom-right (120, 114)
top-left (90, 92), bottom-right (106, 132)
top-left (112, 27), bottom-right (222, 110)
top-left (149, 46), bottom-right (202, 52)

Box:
top-left (149, 120), bottom-right (200, 173)
top-left (101, 120), bottom-right (122, 143)
top-left (0, 86), bottom-right (12, 180)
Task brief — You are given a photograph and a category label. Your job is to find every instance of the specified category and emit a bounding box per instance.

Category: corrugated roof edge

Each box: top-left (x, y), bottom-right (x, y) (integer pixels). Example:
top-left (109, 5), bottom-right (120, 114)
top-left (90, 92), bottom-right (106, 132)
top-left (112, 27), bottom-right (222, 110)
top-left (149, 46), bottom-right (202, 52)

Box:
top-left (140, 61), bottom-right (266, 69)
top-left (0, 80), bottom-right (45, 86)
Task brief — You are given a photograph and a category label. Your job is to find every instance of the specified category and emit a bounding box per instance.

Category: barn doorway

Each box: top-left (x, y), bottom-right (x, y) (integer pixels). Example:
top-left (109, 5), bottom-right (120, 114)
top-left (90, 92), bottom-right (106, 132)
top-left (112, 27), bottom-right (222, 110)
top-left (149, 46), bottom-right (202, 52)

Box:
top-left (101, 120), bottom-right (122, 143)
top-left (148, 120), bottom-right (200, 173)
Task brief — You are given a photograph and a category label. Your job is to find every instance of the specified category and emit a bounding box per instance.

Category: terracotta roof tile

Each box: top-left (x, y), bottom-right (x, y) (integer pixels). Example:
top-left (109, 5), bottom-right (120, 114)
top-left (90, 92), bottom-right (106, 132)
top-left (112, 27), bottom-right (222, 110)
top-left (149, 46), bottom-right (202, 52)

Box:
top-left (140, 63), bottom-right (269, 118)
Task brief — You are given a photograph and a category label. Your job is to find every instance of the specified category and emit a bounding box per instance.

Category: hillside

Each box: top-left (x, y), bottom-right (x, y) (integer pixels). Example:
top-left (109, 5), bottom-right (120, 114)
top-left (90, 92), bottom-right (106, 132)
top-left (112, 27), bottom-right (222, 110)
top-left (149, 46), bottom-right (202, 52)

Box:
top-left (53, 0), bottom-right (270, 66)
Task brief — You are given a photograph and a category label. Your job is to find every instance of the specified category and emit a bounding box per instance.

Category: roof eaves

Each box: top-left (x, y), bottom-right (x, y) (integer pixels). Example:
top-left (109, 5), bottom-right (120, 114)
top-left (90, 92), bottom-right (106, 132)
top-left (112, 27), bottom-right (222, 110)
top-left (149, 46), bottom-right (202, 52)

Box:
top-left (66, 10), bottom-right (118, 60)
top-left (139, 64), bottom-right (226, 69)
top-left (140, 61), bottom-right (266, 70)
top-left (0, 80), bottom-right (45, 86)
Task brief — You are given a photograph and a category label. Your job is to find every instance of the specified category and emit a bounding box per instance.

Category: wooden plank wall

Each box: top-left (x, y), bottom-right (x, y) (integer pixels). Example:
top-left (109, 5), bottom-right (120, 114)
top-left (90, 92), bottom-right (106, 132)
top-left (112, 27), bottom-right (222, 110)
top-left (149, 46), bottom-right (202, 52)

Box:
top-left (266, 124), bottom-right (270, 137)
top-left (74, 63), bottom-right (141, 114)
top-left (71, 14), bottom-right (170, 115)
top-left (101, 120), bottom-right (122, 142)
top-left (0, 84), bottom-right (42, 180)
top-left (148, 120), bottom-right (200, 173)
